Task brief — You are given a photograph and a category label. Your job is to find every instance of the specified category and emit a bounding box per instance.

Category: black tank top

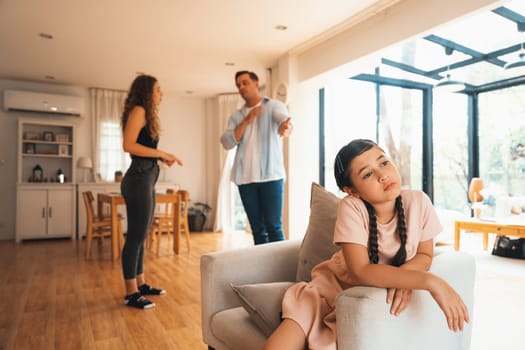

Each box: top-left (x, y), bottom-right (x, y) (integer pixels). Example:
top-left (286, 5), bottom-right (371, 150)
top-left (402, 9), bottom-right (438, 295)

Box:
top-left (132, 126), bottom-right (159, 161)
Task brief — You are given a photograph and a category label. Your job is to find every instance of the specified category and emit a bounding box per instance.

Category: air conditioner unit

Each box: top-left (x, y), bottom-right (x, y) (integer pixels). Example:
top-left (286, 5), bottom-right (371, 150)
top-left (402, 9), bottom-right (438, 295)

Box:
top-left (3, 89), bottom-right (84, 116)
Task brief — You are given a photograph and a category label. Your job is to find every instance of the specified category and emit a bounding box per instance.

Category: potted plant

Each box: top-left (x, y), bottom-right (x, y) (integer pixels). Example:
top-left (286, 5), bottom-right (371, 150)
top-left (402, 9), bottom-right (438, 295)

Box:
top-left (188, 201), bottom-right (211, 232)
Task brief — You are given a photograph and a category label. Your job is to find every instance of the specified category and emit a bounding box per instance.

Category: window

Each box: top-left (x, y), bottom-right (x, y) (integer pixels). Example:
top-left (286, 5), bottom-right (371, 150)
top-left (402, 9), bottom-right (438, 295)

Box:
top-left (98, 121), bottom-right (129, 181)
top-left (433, 92), bottom-right (469, 212)
top-left (479, 85), bottom-right (525, 216)
top-left (323, 79), bottom-right (424, 194)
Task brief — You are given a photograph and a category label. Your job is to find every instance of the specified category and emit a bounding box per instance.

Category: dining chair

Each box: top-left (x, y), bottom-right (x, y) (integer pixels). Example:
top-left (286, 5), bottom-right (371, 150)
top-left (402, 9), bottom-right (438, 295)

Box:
top-left (82, 191), bottom-right (124, 258)
top-left (178, 190), bottom-right (191, 252)
top-left (148, 189), bottom-right (191, 254)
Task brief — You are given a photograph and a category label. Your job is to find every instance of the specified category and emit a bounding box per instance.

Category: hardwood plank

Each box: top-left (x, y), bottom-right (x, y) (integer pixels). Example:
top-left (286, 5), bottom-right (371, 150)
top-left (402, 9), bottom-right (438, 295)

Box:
top-left (0, 232), bottom-right (252, 350)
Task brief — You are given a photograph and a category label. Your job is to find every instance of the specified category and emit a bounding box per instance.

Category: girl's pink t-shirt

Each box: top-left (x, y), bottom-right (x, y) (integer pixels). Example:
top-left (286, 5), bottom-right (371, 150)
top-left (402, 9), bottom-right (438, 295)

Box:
top-left (333, 189), bottom-right (442, 264)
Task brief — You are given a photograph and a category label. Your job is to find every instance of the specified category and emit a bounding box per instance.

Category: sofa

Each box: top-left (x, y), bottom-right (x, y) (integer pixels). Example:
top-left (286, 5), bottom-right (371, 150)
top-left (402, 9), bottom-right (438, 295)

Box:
top-left (200, 184), bottom-right (476, 350)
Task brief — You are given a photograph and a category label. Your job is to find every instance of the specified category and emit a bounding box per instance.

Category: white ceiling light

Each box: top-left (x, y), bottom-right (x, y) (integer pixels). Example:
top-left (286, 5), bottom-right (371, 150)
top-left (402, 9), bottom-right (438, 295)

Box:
top-left (504, 22), bottom-right (525, 77)
top-left (434, 47), bottom-right (465, 93)
top-left (434, 72), bottom-right (466, 92)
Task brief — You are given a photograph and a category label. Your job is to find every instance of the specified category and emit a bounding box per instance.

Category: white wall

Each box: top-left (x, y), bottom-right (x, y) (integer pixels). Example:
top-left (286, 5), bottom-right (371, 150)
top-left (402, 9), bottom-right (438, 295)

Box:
top-left (0, 79), bottom-right (208, 240)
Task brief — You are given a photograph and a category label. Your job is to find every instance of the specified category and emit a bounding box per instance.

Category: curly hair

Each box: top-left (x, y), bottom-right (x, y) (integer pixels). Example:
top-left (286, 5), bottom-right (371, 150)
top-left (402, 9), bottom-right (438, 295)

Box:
top-left (334, 139), bottom-right (407, 266)
top-left (121, 74), bottom-right (161, 140)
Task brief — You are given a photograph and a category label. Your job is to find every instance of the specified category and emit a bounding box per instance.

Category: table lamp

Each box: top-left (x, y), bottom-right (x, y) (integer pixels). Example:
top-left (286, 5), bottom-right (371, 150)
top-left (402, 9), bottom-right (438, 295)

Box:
top-left (468, 177), bottom-right (484, 218)
top-left (77, 156), bottom-right (93, 183)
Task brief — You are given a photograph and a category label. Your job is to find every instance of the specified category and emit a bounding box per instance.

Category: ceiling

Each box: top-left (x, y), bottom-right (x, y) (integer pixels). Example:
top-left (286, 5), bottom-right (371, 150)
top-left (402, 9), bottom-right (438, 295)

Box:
top-left (0, 0), bottom-right (391, 97)
top-left (359, 0), bottom-right (525, 92)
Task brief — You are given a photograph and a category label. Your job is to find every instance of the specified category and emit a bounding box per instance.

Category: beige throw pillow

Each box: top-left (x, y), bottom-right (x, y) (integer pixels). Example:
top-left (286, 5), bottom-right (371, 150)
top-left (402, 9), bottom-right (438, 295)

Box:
top-left (230, 281), bottom-right (295, 337)
top-left (296, 182), bottom-right (341, 282)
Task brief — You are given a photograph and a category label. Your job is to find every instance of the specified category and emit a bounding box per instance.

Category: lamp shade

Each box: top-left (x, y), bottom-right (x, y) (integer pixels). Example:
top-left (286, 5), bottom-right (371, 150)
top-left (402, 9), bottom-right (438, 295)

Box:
top-left (77, 156), bottom-right (93, 169)
top-left (468, 177), bottom-right (484, 203)
top-left (434, 74), bottom-right (466, 92)
top-left (504, 51), bottom-right (525, 76)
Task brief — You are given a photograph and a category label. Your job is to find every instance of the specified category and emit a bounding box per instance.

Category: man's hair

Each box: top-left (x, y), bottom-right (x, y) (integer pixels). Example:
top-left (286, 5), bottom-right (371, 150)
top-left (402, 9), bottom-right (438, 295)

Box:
top-left (235, 70), bottom-right (259, 82)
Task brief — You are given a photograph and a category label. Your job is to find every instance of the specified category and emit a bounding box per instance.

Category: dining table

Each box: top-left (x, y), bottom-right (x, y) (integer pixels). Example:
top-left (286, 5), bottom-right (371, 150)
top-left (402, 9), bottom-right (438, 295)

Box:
top-left (97, 192), bottom-right (181, 260)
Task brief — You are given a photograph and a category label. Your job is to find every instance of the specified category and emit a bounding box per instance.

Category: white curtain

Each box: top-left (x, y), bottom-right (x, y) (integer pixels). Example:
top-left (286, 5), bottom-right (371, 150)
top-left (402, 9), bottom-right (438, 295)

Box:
top-left (89, 88), bottom-right (128, 181)
top-left (213, 93), bottom-right (243, 232)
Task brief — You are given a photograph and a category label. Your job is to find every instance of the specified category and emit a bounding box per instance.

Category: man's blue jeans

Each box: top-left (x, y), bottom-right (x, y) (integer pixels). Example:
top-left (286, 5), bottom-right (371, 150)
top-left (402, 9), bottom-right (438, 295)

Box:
top-left (238, 179), bottom-right (285, 245)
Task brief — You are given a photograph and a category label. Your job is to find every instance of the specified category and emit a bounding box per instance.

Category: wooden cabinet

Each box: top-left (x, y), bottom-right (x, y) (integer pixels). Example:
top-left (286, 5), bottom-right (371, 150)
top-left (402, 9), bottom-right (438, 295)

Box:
top-left (16, 185), bottom-right (75, 242)
top-left (16, 118), bottom-right (76, 242)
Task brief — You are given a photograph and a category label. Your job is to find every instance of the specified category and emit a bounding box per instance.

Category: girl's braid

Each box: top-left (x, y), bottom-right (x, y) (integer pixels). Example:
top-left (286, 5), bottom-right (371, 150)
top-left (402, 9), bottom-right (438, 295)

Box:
top-left (391, 196), bottom-right (407, 267)
top-left (364, 201), bottom-right (379, 264)
top-left (364, 196), bottom-right (407, 266)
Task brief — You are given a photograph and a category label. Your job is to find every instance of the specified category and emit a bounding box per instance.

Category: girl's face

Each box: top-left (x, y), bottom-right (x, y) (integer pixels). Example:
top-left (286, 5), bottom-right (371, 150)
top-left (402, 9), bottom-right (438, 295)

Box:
top-left (344, 146), bottom-right (401, 205)
top-left (152, 81), bottom-right (163, 106)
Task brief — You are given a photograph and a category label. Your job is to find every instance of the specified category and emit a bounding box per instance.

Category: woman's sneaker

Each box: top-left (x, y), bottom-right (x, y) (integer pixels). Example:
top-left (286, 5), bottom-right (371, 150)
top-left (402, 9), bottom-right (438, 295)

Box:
top-left (139, 283), bottom-right (166, 295)
top-left (124, 292), bottom-right (155, 309)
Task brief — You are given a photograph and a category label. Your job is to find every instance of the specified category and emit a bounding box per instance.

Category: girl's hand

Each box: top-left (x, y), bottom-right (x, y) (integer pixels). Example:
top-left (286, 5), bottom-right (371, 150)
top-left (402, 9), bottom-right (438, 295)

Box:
top-left (429, 277), bottom-right (470, 332)
top-left (386, 288), bottom-right (412, 316)
top-left (159, 151), bottom-right (183, 167)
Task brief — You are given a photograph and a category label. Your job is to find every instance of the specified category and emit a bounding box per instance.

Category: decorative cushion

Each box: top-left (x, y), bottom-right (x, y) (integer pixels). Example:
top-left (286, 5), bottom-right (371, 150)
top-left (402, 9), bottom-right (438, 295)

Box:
top-left (230, 281), bottom-right (295, 337)
top-left (296, 182), bottom-right (341, 282)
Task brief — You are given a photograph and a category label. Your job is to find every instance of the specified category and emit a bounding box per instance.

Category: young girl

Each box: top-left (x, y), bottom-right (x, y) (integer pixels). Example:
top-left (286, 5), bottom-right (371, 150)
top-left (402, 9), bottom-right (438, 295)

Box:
top-left (120, 74), bottom-right (183, 309)
top-left (264, 139), bottom-right (469, 349)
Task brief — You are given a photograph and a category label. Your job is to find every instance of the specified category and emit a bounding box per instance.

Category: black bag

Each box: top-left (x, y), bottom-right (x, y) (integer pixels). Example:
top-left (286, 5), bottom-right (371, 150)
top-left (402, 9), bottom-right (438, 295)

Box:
top-left (491, 235), bottom-right (525, 259)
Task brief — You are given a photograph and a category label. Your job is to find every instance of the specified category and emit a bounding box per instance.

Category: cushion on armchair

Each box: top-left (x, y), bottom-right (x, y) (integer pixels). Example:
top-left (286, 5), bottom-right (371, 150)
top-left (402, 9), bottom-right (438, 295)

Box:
top-left (230, 183), bottom-right (341, 337)
top-left (296, 182), bottom-right (341, 282)
top-left (230, 282), bottom-right (294, 337)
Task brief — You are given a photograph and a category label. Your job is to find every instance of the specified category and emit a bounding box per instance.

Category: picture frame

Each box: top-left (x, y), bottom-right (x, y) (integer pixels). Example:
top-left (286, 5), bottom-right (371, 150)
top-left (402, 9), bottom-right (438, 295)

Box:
top-left (23, 132), bottom-right (40, 141)
top-left (42, 131), bottom-right (54, 142)
top-left (58, 144), bottom-right (69, 156)
top-left (25, 143), bottom-right (35, 154)
top-left (55, 133), bottom-right (70, 143)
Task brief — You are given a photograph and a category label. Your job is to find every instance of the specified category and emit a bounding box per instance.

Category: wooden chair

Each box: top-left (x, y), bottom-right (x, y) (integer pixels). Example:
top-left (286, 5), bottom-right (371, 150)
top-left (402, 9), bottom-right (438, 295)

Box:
top-left (178, 190), bottom-right (191, 252)
top-left (148, 189), bottom-right (191, 254)
top-left (82, 191), bottom-right (124, 258)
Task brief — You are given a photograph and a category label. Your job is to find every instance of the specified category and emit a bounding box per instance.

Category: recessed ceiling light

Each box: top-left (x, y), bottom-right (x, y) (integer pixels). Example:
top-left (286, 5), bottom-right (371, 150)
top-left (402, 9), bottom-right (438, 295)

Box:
top-left (274, 25), bottom-right (287, 31)
top-left (224, 62), bottom-right (235, 66)
top-left (39, 32), bottom-right (53, 39)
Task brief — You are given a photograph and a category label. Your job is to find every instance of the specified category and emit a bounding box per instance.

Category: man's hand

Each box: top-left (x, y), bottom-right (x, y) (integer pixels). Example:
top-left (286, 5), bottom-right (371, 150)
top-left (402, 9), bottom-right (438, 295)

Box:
top-left (279, 117), bottom-right (293, 137)
top-left (245, 105), bottom-right (262, 124)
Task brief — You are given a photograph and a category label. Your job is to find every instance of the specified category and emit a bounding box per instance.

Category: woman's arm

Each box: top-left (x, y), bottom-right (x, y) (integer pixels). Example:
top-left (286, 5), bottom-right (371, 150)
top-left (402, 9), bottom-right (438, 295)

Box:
top-left (123, 106), bottom-right (182, 166)
top-left (341, 242), bottom-right (469, 331)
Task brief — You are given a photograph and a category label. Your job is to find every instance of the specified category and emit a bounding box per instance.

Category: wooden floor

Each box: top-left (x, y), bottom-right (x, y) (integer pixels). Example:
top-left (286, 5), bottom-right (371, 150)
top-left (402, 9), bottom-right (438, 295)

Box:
top-left (1, 231), bottom-right (524, 350)
top-left (0, 231), bottom-right (253, 350)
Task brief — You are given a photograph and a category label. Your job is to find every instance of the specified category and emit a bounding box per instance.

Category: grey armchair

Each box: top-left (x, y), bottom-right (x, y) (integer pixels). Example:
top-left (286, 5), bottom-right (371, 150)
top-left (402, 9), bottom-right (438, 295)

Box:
top-left (200, 240), bottom-right (475, 350)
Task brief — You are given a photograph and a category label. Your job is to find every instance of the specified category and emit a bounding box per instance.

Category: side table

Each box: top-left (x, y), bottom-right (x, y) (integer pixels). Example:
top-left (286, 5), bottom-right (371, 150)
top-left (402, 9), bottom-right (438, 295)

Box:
top-left (454, 219), bottom-right (525, 251)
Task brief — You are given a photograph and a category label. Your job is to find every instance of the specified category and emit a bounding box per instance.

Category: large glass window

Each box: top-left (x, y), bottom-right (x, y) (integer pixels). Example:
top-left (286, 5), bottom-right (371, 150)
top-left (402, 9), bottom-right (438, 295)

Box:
top-left (323, 79), bottom-right (423, 194)
top-left (479, 85), bottom-right (525, 216)
top-left (376, 86), bottom-right (422, 190)
top-left (433, 92), bottom-right (469, 212)
top-left (323, 79), bottom-right (376, 194)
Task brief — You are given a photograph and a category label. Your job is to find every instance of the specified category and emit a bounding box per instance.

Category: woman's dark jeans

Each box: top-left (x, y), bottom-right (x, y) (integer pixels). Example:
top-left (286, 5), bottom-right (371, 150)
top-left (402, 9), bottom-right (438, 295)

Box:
top-left (238, 179), bottom-right (285, 245)
top-left (121, 158), bottom-right (159, 280)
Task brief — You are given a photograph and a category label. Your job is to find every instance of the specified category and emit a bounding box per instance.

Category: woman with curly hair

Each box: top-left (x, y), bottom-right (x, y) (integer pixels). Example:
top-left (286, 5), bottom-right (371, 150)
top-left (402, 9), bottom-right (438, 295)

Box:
top-left (120, 74), bottom-right (182, 309)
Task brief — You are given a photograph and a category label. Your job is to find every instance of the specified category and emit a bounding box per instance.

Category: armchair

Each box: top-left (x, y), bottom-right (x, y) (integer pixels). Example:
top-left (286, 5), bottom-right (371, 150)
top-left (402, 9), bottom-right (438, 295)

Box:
top-left (201, 184), bottom-right (475, 349)
top-left (200, 240), bottom-right (475, 350)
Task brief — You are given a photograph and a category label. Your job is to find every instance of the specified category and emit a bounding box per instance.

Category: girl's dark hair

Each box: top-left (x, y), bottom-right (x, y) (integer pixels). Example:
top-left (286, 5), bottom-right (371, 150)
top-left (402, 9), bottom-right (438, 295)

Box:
top-left (334, 139), bottom-right (407, 266)
top-left (121, 74), bottom-right (160, 140)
